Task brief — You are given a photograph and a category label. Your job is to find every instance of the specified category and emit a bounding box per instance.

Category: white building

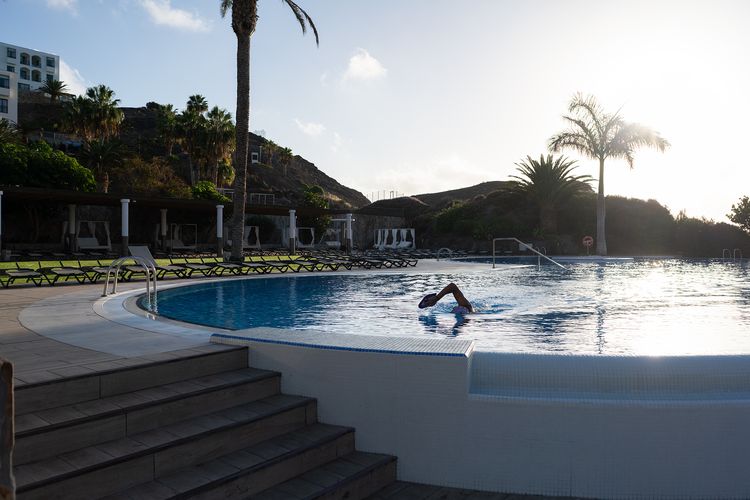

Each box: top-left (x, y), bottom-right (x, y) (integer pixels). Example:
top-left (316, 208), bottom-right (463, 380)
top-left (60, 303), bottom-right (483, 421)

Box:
top-left (0, 69), bottom-right (18, 124)
top-left (1, 42), bottom-right (60, 94)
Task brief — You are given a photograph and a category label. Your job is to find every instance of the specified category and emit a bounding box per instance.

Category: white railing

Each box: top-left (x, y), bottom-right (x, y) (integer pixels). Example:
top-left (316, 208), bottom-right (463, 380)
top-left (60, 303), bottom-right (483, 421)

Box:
top-left (723, 248), bottom-right (744, 262)
top-left (102, 256), bottom-right (158, 312)
top-left (492, 237), bottom-right (566, 270)
top-left (436, 248), bottom-right (453, 261)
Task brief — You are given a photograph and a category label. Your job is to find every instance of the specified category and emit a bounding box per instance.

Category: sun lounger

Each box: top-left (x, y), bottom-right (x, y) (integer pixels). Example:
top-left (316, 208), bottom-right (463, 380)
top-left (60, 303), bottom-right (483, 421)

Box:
top-left (38, 261), bottom-right (88, 285)
top-left (127, 246), bottom-right (189, 280)
top-left (0, 267), bottom-right (44, 288)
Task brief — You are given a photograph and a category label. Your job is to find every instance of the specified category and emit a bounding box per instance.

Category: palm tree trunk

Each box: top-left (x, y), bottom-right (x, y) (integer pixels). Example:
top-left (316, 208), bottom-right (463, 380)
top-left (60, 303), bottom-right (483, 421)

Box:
top-left (596, 157), bottom-right (607, 255)
top-left (230, 32), bottom-right (250, 261)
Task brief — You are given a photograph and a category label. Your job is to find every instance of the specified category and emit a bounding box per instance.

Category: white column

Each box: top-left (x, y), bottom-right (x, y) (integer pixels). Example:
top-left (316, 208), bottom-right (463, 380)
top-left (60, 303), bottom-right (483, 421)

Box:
top-left (67, 204), bottom-right (76, 252)
top-left (289, 209), bottom-right (297, 254)
top-left (120, 199), bottom-right (130, 256)
top-left (160, 209), bottom-right (168, 251)
top-left (216, 205), bottom-right (224, 257)
top-left (345, 213), bottom-right (353, 254)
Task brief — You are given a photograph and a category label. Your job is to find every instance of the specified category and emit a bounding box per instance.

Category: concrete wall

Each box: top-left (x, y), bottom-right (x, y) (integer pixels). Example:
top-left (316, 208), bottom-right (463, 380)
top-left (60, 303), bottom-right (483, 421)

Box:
top-left (213, 330), bottom-right (750, 499)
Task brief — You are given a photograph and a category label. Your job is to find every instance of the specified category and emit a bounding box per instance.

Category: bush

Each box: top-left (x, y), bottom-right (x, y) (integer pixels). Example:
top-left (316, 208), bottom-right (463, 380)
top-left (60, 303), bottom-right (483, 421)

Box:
top-left (108, 157), bottom-right (191, 198)
top-left (0, 142), bottom-right (96, 191)
top-left (192, 180), bottom-right (230, 203)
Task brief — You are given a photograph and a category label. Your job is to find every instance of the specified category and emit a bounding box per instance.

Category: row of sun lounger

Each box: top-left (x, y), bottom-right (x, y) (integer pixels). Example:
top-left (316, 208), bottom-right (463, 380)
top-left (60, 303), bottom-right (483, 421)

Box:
top-left (0, 252), bottom-right (419, 288)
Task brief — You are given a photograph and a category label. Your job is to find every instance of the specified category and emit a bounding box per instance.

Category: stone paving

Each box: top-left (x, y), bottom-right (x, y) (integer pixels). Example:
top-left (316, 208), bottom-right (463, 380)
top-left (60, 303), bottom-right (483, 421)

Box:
top-left (0, 282), bottom-right (226, 386)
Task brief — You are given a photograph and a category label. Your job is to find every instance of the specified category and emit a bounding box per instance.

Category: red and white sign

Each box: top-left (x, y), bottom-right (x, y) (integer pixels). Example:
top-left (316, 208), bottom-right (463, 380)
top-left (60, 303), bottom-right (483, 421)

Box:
top-left (582, 236), bottom-right (594, 248)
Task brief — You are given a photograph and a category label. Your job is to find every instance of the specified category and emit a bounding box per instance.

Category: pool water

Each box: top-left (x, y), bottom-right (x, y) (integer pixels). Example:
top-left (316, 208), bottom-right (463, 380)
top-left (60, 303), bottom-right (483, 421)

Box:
top-left (151, 259), bottom-right (750, 355)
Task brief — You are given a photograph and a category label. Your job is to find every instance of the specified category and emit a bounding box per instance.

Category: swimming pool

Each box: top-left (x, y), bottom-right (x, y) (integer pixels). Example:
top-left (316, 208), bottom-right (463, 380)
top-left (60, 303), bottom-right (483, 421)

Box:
top-left (151, 258), bottom-right (750, 355)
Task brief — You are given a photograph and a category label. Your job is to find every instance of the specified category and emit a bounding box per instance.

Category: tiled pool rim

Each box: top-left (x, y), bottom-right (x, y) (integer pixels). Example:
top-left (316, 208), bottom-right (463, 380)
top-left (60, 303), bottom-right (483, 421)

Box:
top-left (20, 265), bottom-right (750, 499)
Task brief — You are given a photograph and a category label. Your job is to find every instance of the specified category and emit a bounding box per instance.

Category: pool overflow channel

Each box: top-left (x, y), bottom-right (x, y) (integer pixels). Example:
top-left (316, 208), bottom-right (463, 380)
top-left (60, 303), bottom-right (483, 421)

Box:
top-left (492, 237), bottom-right (566, 270)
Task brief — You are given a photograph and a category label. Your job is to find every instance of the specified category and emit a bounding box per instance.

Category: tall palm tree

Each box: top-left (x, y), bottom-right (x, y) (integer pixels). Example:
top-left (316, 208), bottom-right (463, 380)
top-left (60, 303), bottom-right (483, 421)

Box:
top-left (509, 154), bottom-right (593, 235)
top-left (84, 84), bottom-right (124, 141)
top-left (204, 106), bottom-right (235, 184)
top-left (178, 95), bottom-right (209, 184)
top-left (220, 0), bottom-right (318, 260)
top-left (38, 79), bottom-right (69, 102)
top-left (155, 104), bottom-right (178, 156)
top-left (548, 93), bottom-right (669, 255)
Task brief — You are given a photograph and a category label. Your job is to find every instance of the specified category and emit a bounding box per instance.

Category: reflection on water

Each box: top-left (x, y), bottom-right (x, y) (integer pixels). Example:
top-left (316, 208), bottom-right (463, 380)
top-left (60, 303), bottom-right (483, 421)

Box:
top-left (153, 258), bottom-right (750, 355)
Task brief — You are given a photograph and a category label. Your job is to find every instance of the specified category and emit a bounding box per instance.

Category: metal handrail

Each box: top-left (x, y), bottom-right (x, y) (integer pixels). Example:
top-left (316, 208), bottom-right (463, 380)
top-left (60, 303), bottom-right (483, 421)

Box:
top-left (734, 249), bottom-right (743, 261)
top-left (102, 256), bottom-right (158, 312)
top-left (492, 237), bottom-right (566, 270)
top-left (436, 248), bottom-right (453, 261)
top-left (722, 249), bottom-right (731, 260)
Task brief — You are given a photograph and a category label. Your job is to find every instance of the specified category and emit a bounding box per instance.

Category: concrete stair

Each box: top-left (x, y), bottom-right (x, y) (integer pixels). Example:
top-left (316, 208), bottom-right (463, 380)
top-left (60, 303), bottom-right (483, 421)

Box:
top-left (13, 346), bottom-right (396, 499)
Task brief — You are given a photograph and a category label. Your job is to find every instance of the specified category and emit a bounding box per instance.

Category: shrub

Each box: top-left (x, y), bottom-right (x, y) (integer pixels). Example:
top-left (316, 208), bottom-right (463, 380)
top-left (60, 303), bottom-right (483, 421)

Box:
top-left (192, 180), bottom-right (230, 203)
top-left (0, 141), bottom-right (96, 192)
top-left (108, 157), bottom-right (191, 198)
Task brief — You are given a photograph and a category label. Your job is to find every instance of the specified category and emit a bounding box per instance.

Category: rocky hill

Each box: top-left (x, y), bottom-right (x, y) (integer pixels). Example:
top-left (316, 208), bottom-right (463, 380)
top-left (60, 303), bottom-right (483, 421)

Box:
top-left (17, 101), bottom-right (371, 209)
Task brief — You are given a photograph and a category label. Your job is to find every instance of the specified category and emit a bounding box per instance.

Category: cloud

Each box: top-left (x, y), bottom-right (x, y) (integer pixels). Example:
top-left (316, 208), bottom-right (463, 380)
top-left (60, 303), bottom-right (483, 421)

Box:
top-left (294, 118), bottom-right (326, 137)
top-left (331, 132), bottom-right (343, 153)
top-left (47, 0), bottom-right (77, 14)
top-left (139, 0), bottom-right (209, 32)
top-left (343, 49), bottom-right (387, 82)
top-left (59, 60), bottom-right (88, 96)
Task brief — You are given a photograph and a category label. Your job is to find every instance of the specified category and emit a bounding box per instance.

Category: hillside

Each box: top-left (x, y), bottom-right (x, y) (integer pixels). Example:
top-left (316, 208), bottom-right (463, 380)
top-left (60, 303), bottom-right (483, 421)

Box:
top-left (17, 101), bottom-right (371, 210)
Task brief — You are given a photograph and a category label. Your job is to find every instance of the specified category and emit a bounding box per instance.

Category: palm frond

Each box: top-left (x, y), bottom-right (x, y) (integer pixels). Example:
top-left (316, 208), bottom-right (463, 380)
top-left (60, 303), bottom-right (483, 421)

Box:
top-left (568, 92), bottom-right (604, 138)
top-left (283, 0), bottom-right (319, 45)
top-left (220, 0), bottom-right (232, 17)
top-left (548, 131), bottom-right (596, 159)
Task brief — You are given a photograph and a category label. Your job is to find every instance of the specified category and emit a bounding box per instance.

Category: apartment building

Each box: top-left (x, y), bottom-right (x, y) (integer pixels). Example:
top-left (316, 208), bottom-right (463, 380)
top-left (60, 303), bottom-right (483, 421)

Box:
top-left (1, 42), bottom-right (60, 94)
top-left (0, 69), bottom-right (18, 124)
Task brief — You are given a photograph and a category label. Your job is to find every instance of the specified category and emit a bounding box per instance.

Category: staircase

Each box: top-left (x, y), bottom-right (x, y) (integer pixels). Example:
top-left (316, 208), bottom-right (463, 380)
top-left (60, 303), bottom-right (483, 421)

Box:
top-left (13, 347), bottom-right (396, 499)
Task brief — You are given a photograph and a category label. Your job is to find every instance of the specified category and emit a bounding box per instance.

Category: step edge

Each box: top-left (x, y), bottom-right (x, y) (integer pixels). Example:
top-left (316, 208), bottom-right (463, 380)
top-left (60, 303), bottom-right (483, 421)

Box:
top-left (171, 426), bottom-right (356, 499)
top-left (15, 347), bottom-right (250, 392)
top-left (15, 396), bottom-right (316, 493)
top-left (296, 453), bottom-right (398, 500)
top-left (16, 370), bottom-right (280, 438)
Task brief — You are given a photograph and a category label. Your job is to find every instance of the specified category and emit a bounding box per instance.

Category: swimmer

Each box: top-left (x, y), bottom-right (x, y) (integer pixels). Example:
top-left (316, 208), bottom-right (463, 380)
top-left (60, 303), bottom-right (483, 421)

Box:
top-left (418, 283), bottom-right (473, 314)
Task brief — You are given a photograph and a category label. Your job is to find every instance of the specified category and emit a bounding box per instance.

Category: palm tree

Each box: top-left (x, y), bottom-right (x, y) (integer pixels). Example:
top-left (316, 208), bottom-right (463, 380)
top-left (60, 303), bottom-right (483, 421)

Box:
top-left (80, 139), bottom-right (125, 193)
top-left (38, 79), bottom-right (69, 102)
top-left (220, 0), bottom-right (318, 261)
top-left (155, 104), bottom-right (179, 156)
top-left (509, 154), bottom-right (593, 236)
top-left (64, 95), bottom-right (95, 142)
top-left (204, 106), bottom-right (235, 184)
top-left (85, 85), bottom-right (124, 141)
top-left (548, 93), bottom-right (669, 255)
top-left (178, 95), bottom-right (209, 184)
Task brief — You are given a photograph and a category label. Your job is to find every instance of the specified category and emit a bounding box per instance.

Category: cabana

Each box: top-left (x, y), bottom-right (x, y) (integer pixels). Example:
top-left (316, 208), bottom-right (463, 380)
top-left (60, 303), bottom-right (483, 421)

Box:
top-left (374, 228), bottom-right (415, 250)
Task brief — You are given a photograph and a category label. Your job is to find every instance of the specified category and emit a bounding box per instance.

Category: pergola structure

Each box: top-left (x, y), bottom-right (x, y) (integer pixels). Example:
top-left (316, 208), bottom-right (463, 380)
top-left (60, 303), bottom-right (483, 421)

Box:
top-left (0, 186), bottom-right (364, 257)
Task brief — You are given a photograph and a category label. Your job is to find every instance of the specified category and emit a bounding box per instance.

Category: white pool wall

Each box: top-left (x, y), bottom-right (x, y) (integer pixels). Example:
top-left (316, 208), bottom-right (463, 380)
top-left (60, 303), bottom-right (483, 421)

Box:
top-left (214, 330), bottom-right (750, 499)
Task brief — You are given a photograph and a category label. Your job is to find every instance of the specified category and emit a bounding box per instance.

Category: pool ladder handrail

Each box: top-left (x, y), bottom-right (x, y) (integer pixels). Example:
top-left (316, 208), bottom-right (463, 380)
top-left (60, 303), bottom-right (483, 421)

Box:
top-left (722, 248), bottom-right (743, 262)
top-left (102, 256), bottom-right (158, 312)
top-left (436, 247), bottom-right (453, 261)
top-left (492, 237), bottom-right (566, 270)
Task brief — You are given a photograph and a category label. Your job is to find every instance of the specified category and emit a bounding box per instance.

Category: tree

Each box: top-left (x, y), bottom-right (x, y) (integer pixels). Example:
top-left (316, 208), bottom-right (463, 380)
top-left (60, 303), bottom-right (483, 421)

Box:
top-left (64, 85), bottom-right (124, 143)
top-left (204, 106), bottom-right (235, 185)
top-left (178, 95), bottom-right (209, 185)
top-left (728, 196), bottom-right (750, 233)
top-left (155, 103), bottom-right (179, 156)
top-left (80, 139), bottom-right (126, 193)
top-left (508, 154), bottom-right (592, 236)
top-left (0, 119), bottom-right (20, 144)
top-left (0, 142), bottom-right (95, 192)
top-left (84, 85), bottom-right (124, 141)
top-left (548, 93), bottom-right (669, 255)
top-left (220, 0), bottom-right (318, 261)
top-left (38, 79), bottom-right (69, 102)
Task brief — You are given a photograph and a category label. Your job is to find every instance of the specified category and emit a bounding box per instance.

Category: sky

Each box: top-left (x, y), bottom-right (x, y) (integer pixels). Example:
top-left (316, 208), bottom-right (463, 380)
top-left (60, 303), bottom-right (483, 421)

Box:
top-left (2, 0), bottom-right (749, 221)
